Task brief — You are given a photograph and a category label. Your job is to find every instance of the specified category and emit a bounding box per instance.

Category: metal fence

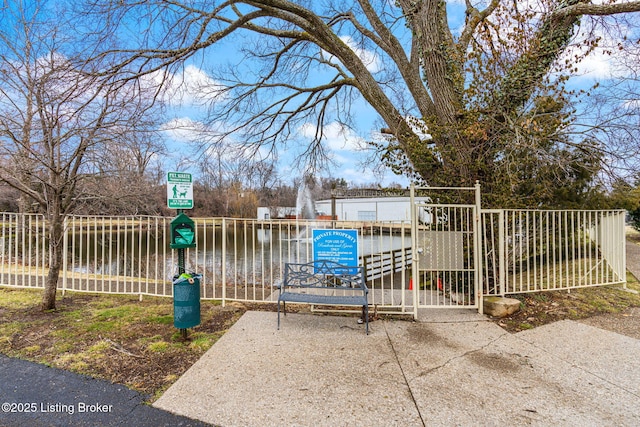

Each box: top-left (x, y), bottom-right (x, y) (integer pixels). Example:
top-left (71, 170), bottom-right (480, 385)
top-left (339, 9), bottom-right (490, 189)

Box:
top-left (481, 210), bottom-right (627, 295)
top-left (0, 214), bottom-right (414, 312)
top-left (0, 209), bottom-right (626, 313)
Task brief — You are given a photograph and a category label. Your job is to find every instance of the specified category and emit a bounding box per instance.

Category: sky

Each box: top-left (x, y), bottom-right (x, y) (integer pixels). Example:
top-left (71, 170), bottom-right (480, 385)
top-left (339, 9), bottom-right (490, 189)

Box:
top-left (155, 0), bottom-right (639, 188)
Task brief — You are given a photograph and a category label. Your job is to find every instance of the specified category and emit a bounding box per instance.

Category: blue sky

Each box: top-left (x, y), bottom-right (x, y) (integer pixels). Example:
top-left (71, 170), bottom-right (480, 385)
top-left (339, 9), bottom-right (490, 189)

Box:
top-left (153, 1), bottom-right (638, 187)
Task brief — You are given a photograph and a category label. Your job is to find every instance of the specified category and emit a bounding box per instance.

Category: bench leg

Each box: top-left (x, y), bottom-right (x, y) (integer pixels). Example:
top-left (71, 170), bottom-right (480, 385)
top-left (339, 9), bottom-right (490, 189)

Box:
top-left (277, 300), bottom-right (287, 331)
top-left (277, 300), bottom-right (281, 330)
top-left (362, 305), bottom-right (369, 335)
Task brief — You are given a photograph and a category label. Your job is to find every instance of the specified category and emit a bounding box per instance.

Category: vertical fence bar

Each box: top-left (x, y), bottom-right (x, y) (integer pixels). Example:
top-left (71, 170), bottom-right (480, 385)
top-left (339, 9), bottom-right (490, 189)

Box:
top-left (244, 220), bottom-right (249, 301)
top-left (563, 211), bottom-right (568, 289)
top-left (163, 217), bottom-right (169, 296)
top-left (34, 215), bottom-right (39, 287)
top-left (1, 214), bottom-right (5, 285)
top-left (108, 217), bottom-right (114, 294)
top-left (26, 215), bottom-right (31, 288)
top-left (82, 216), bottom-right (87, 289)
top-left (20, 214), bottom-right (25, 287)
top-left (620, 211), bottom-right (627, 288)
top-left (100, 218), bottom-right (106, 293)
top-left (9, 214), bottom-right (14, 286)
top-left (584, 211), bottom-right (590, 286)
top-left (14, 214), bottom-right (20, 286)
top-left (552, 210), bottom-right (558, 289)
top-left (93, 217), bottom-right (98, 292)
top-left (116, 217), bottom-right (121, 291)
top-left (474, 182), bottom-right (481, 312)
top-left (40, 215), bottom-right (44, 287)
top-left (200, 218), bottom-right (206, 299)
top-left (221, 218), bottom-right (226, 306)
top-left (62, 216), bottom-right (68, 294)
top-left (410, 184), bottom-right (418, 319)
top-left (497, 210), bottom-right (504, 296)
top-left (578, 211), bottom-right (582, 287)
top-left (138, 217), bottom-right (144, 299)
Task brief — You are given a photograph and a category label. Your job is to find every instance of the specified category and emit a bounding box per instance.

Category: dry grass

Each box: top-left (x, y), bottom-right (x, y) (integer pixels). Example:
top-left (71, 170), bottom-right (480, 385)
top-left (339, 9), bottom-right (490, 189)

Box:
top-left (496, 271), bottom-right (640, 332)
top-left (0, 288), bottom-right (248, 401)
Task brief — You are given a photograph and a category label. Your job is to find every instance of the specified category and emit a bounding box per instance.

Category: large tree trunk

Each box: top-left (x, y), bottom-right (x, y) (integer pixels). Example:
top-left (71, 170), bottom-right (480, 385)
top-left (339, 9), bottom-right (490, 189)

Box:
top-left (41, 207), bottom-right (64, 311)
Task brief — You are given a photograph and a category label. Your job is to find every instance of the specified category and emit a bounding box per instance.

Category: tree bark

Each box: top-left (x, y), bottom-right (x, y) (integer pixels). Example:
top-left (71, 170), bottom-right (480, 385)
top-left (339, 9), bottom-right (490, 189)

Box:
top-left (42, 207), bottom-right (63, 311)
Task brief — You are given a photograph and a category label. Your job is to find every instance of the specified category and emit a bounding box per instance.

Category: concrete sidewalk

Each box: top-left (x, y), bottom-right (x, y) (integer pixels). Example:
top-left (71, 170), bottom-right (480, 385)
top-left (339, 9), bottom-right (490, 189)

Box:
top-left (154, 311), bottom-right (640, 426)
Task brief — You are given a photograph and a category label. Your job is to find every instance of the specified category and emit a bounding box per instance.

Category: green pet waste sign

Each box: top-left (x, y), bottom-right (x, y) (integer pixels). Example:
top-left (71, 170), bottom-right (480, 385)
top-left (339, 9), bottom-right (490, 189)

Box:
top-left (167, 172), bottom-right (193, 209)
top-left (312, 229), bottom-right (359, 269)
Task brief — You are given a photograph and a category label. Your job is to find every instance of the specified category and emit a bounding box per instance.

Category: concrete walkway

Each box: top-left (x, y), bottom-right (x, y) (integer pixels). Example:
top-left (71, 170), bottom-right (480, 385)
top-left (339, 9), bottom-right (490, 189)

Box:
top-left (154, 310), bottom-right (640, 426)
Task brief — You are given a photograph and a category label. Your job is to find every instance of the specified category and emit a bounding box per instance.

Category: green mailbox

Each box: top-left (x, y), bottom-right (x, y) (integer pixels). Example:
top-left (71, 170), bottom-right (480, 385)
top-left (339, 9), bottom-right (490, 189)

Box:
top-left (170, 212), bottom-right (196, 249)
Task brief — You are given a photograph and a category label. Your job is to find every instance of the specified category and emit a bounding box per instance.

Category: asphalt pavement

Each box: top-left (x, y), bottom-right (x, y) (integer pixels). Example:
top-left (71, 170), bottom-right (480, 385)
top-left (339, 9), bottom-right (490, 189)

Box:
top-left (0, 354), bottom-right (211, 427)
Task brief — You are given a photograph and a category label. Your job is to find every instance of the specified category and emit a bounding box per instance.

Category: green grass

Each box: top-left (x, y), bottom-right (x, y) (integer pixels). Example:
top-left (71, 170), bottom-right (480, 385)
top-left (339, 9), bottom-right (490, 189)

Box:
top-left (147, 341), bottom-right (171, 353)
top-left (0, 287), bottom-right (244, 397)
top-left (1, 290), bottom-right (39, 305)
top-left (148, 315), bottom-right (174, 325)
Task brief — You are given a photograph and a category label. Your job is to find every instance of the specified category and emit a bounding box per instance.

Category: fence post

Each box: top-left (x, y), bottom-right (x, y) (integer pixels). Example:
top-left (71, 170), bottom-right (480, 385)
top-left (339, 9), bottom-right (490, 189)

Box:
top-left (498, 210), bottom-right (505, 296)
top-left (410, 184), bottom-right (418, 320)
top-left (474, 181), bottom-right (483, 314)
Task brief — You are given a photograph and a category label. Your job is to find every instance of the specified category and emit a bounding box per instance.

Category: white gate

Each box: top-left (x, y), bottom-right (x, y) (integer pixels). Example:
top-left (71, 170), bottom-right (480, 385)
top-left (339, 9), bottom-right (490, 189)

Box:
top-left (410, 184), bottom-right (482, 316)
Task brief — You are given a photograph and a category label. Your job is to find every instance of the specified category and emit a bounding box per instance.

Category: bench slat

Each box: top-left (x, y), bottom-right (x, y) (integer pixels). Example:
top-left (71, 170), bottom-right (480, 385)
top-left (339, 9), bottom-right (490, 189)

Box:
top-left (278, 293), bottom-right (367, 306)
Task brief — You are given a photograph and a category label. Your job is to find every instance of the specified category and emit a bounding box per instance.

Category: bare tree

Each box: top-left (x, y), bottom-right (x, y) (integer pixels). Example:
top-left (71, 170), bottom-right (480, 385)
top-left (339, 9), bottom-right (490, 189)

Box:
top-left (584, 42), bottom-right (640, 181)
top-left (192, 143), bottom-right (278, 216)
top-left (83, 0), bottom-right (640, 203)
top-left (0, 1), bottom-right (161, 309)
top-left (78, 113), bottom-right (167, 215)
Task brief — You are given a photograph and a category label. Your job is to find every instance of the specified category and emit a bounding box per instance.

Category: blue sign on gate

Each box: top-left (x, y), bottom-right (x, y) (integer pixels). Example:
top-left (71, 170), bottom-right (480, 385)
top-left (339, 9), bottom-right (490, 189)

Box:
top-left (312, 229), bottom-right (359, 268)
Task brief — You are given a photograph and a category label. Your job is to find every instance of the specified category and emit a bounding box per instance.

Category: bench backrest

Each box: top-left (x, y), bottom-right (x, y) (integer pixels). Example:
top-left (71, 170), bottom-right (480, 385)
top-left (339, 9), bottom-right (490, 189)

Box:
top-left (283, 260), bottom-right (366, 290)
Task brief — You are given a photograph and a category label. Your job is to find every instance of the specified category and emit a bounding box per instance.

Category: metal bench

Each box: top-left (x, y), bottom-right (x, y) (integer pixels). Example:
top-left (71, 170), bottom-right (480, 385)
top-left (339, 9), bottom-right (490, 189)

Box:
top-left (277, 260), bottom-right (369, 334)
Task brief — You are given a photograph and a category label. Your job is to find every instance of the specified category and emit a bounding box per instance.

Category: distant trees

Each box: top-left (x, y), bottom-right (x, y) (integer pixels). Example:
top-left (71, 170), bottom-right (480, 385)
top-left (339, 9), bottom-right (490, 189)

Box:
top-left (0, 1), bottom-right (163, 309)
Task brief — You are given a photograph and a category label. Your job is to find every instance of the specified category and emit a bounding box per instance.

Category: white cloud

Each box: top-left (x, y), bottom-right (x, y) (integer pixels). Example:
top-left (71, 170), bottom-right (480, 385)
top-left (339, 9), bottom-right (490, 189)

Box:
top-left (142, 65), bottom-right (226, 106)
top-left (162, 117), bottom-right (273, 164)
top-left (321, 36), bottom-right (383, 74)
top-left (578, 46), bottom-right (637, 81)
top-left (339, 36), bottom-right (383, 73)
top-left (160, 117), bottom-right (211, 143)
top-left (299, 122), bottom-right (367, 151)
top-left (623, 99), bottom-right (640, 110)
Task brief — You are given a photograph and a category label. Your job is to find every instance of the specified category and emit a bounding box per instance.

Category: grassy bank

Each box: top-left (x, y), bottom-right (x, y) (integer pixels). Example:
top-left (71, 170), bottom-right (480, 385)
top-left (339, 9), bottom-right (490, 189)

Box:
top-left (0, 288), bottom-right (246, 400)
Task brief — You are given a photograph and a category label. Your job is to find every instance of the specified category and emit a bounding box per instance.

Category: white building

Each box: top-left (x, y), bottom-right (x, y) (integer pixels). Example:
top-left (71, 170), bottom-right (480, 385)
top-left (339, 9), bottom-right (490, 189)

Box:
top-left (256, 206), bottom-right (297, 220)
top-left (314, 196), bottom-right (432, 222)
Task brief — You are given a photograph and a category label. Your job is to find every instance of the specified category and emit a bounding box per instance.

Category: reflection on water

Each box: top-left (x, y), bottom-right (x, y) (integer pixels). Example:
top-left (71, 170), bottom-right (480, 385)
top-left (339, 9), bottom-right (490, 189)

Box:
top-left (64, 221), bottom-right (411, 280)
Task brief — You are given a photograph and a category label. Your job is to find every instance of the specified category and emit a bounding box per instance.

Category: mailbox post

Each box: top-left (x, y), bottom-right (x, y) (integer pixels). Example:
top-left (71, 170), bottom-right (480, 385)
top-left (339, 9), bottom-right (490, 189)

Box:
top-left (170, 210), bottom-right (200, 339)
top-left (170, 210), bottom-right (202, 339)
top-left (170, 211), bottom-right (196, 275)
top-left (167, 171), bottom-right (199, 339)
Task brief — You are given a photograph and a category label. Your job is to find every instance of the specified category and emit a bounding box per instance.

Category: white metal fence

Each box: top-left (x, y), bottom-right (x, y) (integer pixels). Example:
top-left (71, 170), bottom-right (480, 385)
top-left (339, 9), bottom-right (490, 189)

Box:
top-left (0, 208), bottom-right (626, 314)
top-left (0, 214), bottom-right (414, 312)
top-left (481, 209), bottom-right (627, 296)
